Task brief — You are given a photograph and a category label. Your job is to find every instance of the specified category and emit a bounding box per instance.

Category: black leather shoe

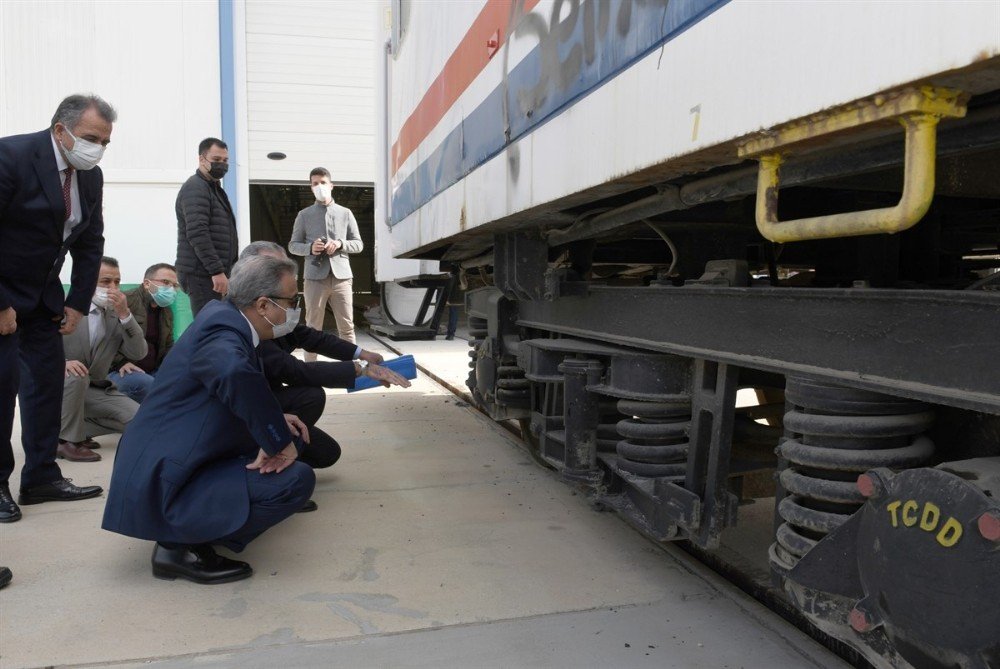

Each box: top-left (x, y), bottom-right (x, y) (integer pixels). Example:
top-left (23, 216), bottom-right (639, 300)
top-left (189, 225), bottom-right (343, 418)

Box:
top-left (152, 543), bottom-right (253, 584)
top-left (0, 567), bottom-right (11, 589)
top-left (0, 483), bottom-right (21, 522)
top-left (297, 499), bottom-right (318, 513)
top-left (18, 478), bottom-right (103, 505)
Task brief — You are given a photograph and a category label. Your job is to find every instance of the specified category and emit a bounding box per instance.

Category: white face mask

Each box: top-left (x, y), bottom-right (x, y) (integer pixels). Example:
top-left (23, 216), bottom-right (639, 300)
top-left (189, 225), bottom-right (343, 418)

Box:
top-left (92, 287), bottom-right (109, 308)
top-left (61, 128), bottom-right (106, 171)
top-left (311, 183), bottom-right (332, 202)
top-left (264, 301), bottom-right (302, 338)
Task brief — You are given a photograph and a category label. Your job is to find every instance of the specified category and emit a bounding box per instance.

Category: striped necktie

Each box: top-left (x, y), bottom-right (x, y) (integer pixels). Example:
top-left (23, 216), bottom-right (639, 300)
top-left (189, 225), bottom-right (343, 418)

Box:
top-left (62, 167), bottom-right (74, 221)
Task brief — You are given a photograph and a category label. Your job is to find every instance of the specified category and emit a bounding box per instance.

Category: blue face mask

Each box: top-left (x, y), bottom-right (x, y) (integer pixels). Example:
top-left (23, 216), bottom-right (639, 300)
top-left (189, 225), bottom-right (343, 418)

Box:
top-left (151, 285), bottom-right (176, 307)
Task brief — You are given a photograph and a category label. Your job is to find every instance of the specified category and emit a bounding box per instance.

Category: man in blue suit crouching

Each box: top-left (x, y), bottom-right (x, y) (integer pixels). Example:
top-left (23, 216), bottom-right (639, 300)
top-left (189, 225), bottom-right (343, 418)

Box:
top-left (102, 254), bottom-right (315, 584)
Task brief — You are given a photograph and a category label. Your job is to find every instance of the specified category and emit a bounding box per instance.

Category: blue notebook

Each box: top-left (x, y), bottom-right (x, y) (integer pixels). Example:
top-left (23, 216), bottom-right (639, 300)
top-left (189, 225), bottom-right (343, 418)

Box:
top-left (348, 355), bottom-right (417, 392)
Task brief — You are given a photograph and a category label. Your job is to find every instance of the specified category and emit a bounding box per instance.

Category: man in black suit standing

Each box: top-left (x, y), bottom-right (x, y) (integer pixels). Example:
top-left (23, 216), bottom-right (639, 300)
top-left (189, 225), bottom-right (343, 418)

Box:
top-left (0, 94), bottom-right (112, 527)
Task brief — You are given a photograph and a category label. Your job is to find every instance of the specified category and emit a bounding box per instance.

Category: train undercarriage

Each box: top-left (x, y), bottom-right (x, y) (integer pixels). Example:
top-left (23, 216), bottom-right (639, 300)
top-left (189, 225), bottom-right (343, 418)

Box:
top-left (446, 87), bottom-right (1000, 668)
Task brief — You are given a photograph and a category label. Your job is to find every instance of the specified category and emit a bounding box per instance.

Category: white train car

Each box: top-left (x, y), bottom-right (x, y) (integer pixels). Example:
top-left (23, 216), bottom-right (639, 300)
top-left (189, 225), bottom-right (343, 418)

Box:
top-left (375, 2), bottom-right (1000, 666)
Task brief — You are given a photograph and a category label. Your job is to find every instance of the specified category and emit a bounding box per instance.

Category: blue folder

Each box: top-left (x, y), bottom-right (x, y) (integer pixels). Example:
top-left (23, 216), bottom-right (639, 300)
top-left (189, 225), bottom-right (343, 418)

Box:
top-left (348, 355), bottom-right (417, 392)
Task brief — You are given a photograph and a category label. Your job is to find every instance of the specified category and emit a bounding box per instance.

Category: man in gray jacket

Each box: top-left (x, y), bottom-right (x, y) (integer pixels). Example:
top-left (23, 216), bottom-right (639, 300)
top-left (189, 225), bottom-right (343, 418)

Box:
top-left (60, 257), bottom-right (147, 462)
top-left (288, 167), bottom-right (363, 352)
top-left (175, 138), bottom-right (238, 315)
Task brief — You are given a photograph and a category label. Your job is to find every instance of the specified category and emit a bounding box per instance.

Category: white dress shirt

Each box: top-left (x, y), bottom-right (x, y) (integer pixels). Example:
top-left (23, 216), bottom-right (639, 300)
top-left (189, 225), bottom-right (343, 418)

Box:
top-left (239, 310), bottom-right (261, 348)
top-left (88, 303), bottom-right (105, 348)
top-left (50, 133), bottom-right (81, 241)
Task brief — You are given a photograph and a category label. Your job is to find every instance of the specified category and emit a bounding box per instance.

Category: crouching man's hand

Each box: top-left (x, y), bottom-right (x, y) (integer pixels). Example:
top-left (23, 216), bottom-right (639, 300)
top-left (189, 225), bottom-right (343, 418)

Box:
top-left (247, 442), bottom-right (300, 474)
top-left (364, 363), bottom-right (411, 389)
top-left (283, 413), bottom-right (310, 444)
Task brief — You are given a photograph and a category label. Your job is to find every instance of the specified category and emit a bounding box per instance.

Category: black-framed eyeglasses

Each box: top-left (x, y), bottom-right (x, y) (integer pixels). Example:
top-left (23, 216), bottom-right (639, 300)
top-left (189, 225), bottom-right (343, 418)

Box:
top-left (267, 295), bottom-right (301, 310)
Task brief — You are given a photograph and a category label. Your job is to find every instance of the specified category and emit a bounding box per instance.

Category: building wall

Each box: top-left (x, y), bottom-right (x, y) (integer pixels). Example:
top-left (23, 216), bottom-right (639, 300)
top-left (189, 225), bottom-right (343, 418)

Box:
top-left (244, 0), bottom-right (376, 185)
top-left (0, 0), bottom-right (221, 284)
top-left (1, 0), bottom-right (379, 285)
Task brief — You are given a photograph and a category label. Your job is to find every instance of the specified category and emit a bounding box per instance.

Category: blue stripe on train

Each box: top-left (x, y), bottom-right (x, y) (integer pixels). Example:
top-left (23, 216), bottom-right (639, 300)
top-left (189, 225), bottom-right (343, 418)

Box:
top-left (391, 0), bottom-right (730, 227)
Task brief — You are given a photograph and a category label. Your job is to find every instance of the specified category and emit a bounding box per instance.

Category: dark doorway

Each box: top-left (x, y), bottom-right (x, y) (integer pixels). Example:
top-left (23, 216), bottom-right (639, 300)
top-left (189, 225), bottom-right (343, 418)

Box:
top-left (249, 183), bottom-right (377, 327)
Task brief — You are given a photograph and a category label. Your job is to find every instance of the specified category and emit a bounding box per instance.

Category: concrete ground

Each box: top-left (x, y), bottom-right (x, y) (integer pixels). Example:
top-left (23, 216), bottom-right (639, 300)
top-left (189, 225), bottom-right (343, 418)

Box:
top-left (0, 331), bottom-right (847, 669)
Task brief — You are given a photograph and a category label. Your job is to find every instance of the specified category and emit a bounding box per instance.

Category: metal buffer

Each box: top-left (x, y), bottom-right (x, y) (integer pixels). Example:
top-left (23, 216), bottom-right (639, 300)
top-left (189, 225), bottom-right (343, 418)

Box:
top-left (739, 86), bottom-right (967, 243)
top-left (770, 378), bottom-right (935, 574)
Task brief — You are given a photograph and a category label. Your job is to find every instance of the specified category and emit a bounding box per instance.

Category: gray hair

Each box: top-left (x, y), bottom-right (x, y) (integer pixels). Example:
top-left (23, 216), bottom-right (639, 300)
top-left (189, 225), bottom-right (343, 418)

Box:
top-left (50, 94), bottom-right (117, 131)
top-left (227, 255), bottom-right (298, 309)
top-left (239, 240), bottom-right (287, 261)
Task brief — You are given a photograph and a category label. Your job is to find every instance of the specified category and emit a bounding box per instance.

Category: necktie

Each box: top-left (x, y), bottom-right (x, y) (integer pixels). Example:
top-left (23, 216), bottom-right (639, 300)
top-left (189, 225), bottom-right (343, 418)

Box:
top-left (62, 167), bottom-right (74, 221)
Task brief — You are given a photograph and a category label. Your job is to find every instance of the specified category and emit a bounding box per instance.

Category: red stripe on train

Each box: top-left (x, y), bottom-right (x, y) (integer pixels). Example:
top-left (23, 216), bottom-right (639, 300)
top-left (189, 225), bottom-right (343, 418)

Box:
top-left (390, 0), bottom-right (541, 177)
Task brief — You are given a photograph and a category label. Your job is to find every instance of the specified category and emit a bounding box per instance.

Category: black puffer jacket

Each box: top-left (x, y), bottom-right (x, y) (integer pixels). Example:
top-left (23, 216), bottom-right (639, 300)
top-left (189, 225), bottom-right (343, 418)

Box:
top-left (175, 171), bottom-right (238, 277)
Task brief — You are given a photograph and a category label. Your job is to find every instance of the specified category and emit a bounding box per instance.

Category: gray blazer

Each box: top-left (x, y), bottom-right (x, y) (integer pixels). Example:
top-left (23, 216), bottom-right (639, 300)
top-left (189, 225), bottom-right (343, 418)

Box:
top-left (288, 201), bottom-right (363, 280)
top-left (63, 307), bottom-right (148, 388)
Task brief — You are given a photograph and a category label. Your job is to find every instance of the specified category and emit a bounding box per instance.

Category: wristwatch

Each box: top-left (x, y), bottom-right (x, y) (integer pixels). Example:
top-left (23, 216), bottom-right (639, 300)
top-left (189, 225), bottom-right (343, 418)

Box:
top-left (355, 359), bottom-right (369, 376)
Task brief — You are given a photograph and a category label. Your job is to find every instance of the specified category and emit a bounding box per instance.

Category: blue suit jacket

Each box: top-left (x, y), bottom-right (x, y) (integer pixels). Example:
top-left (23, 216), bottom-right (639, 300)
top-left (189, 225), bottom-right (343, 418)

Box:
top-left (0, 129), bottom-right (105, 314)
top-left (102, 300), bottom-right (294, 544)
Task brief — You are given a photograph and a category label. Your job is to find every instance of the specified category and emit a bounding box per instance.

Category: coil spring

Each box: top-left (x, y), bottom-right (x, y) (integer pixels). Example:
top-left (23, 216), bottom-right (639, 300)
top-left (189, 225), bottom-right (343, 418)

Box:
top-left (593, 400), bottom-right (622, 453)
top-left (466, 316), bottom-right (488, 392)
top-left (615, 399), bottom-right (691, 480)
top-left (496, 365), bottom-right (529, 406)
top-left (769, 377), bottom-right (935, 574)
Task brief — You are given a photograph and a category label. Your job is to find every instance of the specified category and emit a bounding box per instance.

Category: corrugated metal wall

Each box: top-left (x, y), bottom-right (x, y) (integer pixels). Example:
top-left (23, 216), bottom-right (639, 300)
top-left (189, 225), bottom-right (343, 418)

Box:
top-left (245, 0), bottom-right (376, 185)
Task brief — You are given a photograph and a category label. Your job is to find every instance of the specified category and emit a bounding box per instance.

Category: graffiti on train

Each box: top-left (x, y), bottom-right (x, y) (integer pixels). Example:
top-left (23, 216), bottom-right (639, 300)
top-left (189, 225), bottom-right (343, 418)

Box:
top-left (387, 0), bottom-right (728, 224)
top-left (508, 0), bottom-right (668, 114)
top-left (502, 0), bottom-right (724, 140)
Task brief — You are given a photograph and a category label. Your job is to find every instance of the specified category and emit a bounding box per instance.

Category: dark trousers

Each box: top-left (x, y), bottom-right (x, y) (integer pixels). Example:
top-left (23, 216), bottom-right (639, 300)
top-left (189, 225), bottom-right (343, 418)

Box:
top-left (273, 385), bottom-right (341, 469)
top-left (0, 308), bottom-right (65, 488)
top-left (215, 462), bottom-right (315, 552)
top-left (178, 272), bottom-right (220, 317)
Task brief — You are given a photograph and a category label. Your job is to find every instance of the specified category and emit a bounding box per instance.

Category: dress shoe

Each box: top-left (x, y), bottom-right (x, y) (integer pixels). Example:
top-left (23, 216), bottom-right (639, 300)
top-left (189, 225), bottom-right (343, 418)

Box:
top-left (82, 437), bottom-right (101, 450)
top-left (297, 499), bottom-right (318, 513)
top-left (152, 543), bottom-right (253, 584)
top-left (0, 567), bottom-right (11, 590)
top-left (0, 483), bottom-right (21, 523)
top-left (57, 440), bottom-right (101, 462)
top-left (18, 478), bottom-right (103, 505)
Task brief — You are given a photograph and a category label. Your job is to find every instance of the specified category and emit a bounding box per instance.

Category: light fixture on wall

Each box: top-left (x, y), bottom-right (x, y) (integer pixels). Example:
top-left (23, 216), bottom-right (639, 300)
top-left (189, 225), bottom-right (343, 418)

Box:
top-left (267, 152), bottom-right (287, 160)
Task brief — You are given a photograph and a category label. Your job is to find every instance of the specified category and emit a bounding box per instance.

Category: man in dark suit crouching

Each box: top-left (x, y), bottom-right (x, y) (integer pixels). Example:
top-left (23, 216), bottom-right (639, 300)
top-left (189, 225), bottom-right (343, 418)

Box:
top-left (102, 255), bottom-right (315, 584)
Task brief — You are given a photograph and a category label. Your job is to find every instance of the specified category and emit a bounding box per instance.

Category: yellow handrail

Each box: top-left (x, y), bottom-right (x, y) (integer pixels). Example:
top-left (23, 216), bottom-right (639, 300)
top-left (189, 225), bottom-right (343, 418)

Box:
top-left (756, 114), bottom-right (938, 243)
top-left (739, 87), bottom-right (967, 243)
